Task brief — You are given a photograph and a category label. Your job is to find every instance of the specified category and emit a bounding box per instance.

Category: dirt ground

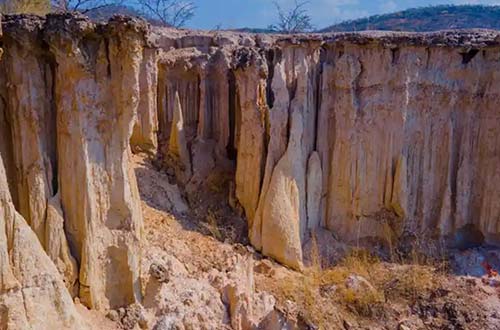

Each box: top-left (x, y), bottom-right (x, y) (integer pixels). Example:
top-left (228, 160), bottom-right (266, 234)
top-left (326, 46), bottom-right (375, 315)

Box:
top-left (81, 153), bottom-right (500, 330)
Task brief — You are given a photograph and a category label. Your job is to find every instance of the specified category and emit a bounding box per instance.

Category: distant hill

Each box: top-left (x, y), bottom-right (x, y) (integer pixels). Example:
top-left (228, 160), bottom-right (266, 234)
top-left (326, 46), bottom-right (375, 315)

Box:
top-left (320, 5), bottom-right (500, 32)
top-left (84, 4), bottom-right (165, 26)
top-left (84, 4), bottom-right (144, 22)
top-left (230, 27), bottom-right (275, 34)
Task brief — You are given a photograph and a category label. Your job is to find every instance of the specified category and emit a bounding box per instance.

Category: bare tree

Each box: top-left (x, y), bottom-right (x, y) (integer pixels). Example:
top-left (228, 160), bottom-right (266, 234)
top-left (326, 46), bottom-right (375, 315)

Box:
top-left (51, 0), bottom-right (121, 13)
top-left (136, 0), bottom-right (195, 27)
top-left (269, 0), bottom-right (314, 33)
top-left (0, 0), bottom-right (50, 14)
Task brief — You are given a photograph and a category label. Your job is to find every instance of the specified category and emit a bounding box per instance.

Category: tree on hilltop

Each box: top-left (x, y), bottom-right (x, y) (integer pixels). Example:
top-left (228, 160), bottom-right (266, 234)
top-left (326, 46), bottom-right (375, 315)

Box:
top-left (268, 0), bottom-right (314, 33)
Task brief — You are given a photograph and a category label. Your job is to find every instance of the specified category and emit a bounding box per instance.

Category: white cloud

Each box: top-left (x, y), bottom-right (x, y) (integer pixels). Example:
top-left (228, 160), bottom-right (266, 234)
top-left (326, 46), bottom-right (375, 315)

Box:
top-left (379, 0), bottom-right (398, 12)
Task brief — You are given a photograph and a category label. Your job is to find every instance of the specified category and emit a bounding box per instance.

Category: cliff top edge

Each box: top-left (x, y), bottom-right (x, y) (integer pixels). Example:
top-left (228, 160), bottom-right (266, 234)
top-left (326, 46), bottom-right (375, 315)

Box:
top-left (2, 13), bottom-right (500, 49)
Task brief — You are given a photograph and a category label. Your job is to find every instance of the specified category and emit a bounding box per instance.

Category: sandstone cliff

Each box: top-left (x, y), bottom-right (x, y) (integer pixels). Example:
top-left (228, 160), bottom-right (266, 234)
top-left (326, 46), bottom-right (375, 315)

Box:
top-left (148, 28), bottom-right (500, 268)
top-left (0, 14), bottom-right (146, 313)
top-left (1, 14), bottom-right (500, 328)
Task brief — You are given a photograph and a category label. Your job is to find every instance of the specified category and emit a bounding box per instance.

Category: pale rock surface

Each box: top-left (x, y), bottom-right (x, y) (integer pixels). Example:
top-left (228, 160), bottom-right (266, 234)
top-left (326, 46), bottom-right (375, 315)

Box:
top-left (3, 14), bottom-right (500, 311)
top-left (234, 49), bottom-right (268, 224)
top-left (169, 91), bottom-right (193, 182)
top-left (0, 151), bottom-right (88, 329)
top-left (0, 16), bottom-right (78, 290)
top-left (219, 258), bottom-right (276, 330)
top-left (142, 247), bottom-right (229, 329)
top-left (45, 193), bottom-right (79, 296)
top-left (132, 47), bottom-right (159, 152)
top-left (44, 15), bottom-right (145, 309)
top-left (146, 276), bottom-right (229, 329)
top-left (306, 152), bottom-right (323, 230)
top-left (250, 61), bottom-right (290, 250)
top-left (260, 110), bottom-right (305, 270)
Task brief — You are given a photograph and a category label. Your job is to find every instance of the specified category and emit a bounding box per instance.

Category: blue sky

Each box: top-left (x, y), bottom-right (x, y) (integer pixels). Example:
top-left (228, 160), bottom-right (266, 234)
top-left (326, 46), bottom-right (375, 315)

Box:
top-left (186, 0), bottom-right (500, 29)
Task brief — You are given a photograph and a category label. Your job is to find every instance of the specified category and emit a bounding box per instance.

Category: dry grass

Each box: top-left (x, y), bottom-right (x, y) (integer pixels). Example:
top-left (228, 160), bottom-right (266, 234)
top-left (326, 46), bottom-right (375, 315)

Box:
top-left (202, 209), bottom-right (223, 241)
top-left (259, 239), bottom-right (444, 329)
top-left (206, 171), bottom-right (232, 194)
top-left (0, 0), bottom-right (50, 14)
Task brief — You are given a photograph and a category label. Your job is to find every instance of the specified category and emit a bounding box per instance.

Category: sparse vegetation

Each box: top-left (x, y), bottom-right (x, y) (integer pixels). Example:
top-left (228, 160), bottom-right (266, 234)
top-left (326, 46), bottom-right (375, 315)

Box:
top-left (268, 0), bottom-right (313, 34)
top-left (137, 0), bottom-right (195, 27)
top-left (51, 0), bottom-right (120, 13)
top-left (258, 237), bottom-right (448, 328)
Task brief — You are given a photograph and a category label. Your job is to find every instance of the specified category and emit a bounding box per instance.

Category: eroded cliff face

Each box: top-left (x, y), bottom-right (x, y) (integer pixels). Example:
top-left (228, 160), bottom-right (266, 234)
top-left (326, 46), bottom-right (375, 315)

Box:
top-left (146, 29), bottom-right (500, 269)
top-left (1, 14), bottom-right (500, 328)
top-left (0, 15), bottom-right (88, 330)
top-left (0, 13), bottom-right (146, 315)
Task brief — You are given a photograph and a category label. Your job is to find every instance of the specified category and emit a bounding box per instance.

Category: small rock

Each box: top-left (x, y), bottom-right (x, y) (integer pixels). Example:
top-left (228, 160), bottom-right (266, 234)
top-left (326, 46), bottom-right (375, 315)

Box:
top-left (150, 263), bottom-right (170, 282)
top-left (345, 274), bottom-right (378, 297)
top-left (106, 310), bottom-right (120, 322)
top-left (320, 284), bottom-right (337, 297)
top-left (343, 319), bottom-right (353, 329)
top-left (118, 307), bottom-right (126, 319)
top-left (254, 259), bottom-right (275, 276)
top-left (122, 304), bottom-right (148, 330)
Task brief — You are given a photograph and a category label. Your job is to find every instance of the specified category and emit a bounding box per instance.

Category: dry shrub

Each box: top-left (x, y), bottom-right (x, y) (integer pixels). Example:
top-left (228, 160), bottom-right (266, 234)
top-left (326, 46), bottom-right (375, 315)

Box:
top-left (202, 209), bottom-right (222, 241)
top-left (206, 171), bottom-right (231, 194)
top-left (279, 244), bottom-right (387, 325)
top-left (259, 234), bottom-right (446, 327)
top-left (0, 0), bottom-right (50, 14)
top-left (382, 264), bottom-right (437, 302)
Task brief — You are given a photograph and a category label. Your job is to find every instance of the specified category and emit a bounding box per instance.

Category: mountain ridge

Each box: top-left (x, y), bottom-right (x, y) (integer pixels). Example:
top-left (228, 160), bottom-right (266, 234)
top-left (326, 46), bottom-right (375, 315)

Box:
top-left (320, 4), bottom-right (500, 33)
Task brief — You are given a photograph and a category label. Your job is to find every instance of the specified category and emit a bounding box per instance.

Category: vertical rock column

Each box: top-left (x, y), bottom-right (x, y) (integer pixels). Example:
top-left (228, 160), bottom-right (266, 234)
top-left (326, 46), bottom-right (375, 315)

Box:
top-left (0, 146), bottom-right (88, 330)
top-left (233, 49), bottom-right (268, 224)
top-left (1, 15), bottom-right (78, 294)
top-left (0, 15), bottom-right (88, 329)
top-left (131, 47), bottom-right (159, 152)
top-left (45, 15), bottom-right (145, 310)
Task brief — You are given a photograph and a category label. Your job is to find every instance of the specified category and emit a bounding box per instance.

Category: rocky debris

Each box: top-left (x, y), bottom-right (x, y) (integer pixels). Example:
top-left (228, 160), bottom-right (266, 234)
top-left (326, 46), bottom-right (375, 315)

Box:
top-left (145, 276), bottom-right (230, 329)
top-left (219, 258), bottom-right (276, 330)
top-left (345, 275), bottom-right (378, 297)
top-left (121, 303), bottom-right (149, 330)
top-left (450, 247), bottom-right (500, 277)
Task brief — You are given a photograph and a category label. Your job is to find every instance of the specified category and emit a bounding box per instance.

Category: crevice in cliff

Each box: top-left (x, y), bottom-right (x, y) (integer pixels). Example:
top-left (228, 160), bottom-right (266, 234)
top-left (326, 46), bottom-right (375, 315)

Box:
top-left (226, 70), bottom-right (237, 160)
top-left (425, 48), bottom-right (431, 68)
top-left (353, 58), bottom-right (364, 118)
top-left (265, 48), bottom-right (277, 109)
top-left (461, 49), bottom-right (479, 64)
top-left (103, 37), bottom-right (112, 77)
top-left (391, 47), bottom-right (400, 65)
top-left (43, 41), bottom-right (59, 196)
top-left (313, 46), bottom-right (327, 151)
top-left (449, 112), bottom-right (462, 232)
top-left (0, 93), bottom-right (17, 208)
